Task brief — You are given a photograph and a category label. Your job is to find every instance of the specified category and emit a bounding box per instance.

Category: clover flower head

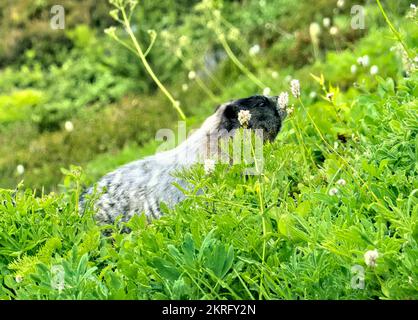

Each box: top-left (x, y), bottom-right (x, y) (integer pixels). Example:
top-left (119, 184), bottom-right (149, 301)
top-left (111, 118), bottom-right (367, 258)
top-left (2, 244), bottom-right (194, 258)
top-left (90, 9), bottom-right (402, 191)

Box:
top-left (290, 79), bottom-right (301, 98)
top-left (330, 26), bottom-right (339, 36)
top-left (277, 92), bottom-right (289, 110)
top-left (16, 164), bottom-right (25, 176)
top-left (357, 55), bottom-right (370, 67)
top-left (188, 70), bottom-right (196, 80)
top-left (337, 0), bottom-right (345, 8)
top-left (64, 121), bottom-right (74, 132)
top-left (204, 159), bottom-right (216, 175)
top-left (263, 87), bottom-right (271, 96)
top-left (309, 22), bottom-right (321, 38)
top-left (337, 178), bottom-right (347, 186)
top-left (408, 3), bottom-right (417, 18)
top-left (364, 249), bottom-right (379, 267)
top-left (326, 92), bottom-right (334, 101)
top-left (329, 187), bottom-right (339, 196)
top-left (249, 44), bottom-right (261, 56)
top-left (370, 65), bottom-right (379, 75)
top-left (323, 17), bottom-right (331, 28)
top-left (238, 110), bottom-right (252, 128)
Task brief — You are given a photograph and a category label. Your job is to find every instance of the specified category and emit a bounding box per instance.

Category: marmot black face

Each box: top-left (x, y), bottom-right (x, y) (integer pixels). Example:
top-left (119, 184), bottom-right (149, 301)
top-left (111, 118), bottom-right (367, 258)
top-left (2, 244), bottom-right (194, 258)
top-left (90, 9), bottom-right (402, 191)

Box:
top-left (80, 94), bottom-right (287, 225)
top-left (219, 95), bottom-right (286, 142)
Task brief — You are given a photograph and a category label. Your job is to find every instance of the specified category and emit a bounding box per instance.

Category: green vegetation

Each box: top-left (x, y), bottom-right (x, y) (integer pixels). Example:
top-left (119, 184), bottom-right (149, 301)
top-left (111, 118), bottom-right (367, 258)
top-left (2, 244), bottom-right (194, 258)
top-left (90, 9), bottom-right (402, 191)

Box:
top-left (0, 0), bottom-right (417, 299)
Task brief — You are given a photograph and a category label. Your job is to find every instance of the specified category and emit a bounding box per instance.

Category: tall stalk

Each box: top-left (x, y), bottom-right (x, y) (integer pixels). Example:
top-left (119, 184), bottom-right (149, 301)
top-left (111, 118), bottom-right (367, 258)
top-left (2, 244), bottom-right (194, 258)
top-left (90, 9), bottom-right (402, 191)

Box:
top-left (107, 1), bottom-right (186, 120)
top-left (376, 0), bottom-right (413, 59)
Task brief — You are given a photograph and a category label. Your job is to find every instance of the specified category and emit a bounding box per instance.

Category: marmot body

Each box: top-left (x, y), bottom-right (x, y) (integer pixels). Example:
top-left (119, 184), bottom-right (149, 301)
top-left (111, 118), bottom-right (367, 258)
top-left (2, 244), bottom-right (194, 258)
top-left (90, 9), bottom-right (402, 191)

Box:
top-left (80, 94), bottom-right (287, 224)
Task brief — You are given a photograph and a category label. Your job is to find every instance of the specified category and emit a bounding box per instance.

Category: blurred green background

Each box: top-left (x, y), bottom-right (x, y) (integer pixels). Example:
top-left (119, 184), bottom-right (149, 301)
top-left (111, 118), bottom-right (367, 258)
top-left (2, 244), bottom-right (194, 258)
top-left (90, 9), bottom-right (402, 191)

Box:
top-left (0, 0), bottom-right (412, 191)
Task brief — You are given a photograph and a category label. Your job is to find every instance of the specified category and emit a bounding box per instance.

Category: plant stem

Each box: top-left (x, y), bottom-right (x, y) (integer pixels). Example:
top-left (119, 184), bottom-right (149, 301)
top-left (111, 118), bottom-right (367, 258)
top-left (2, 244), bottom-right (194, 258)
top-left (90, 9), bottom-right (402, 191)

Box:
top-left (120, 7), bottom-right (186, 120)
top-left (195, 76), bottom-right (220, 104)
top-left (376, 0), bottom-right (413, 59)
top-left (257, 181), bottom-right (267, 300)
top-left (218, 34), bottom-right (267, 90)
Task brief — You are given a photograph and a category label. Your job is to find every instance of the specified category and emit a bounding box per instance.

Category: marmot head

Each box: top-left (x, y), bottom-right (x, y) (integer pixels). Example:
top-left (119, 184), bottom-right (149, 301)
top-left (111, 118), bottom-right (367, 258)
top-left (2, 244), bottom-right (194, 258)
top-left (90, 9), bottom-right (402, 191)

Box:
top-left (217, 94), bottom-right (287, 142)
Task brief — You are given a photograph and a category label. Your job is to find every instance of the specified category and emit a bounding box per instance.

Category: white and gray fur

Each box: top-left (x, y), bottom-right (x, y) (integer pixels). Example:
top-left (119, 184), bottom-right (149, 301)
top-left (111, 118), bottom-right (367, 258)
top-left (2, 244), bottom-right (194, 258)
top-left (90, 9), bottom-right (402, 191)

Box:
top-left (79, 94), bottom-right (287, 225)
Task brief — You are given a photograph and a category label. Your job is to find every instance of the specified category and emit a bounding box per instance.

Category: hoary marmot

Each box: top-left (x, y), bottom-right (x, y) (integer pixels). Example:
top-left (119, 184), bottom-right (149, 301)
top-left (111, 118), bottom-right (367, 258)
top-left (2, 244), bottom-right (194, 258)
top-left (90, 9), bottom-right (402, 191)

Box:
top-left (80, 94), bottom-right (287, 225)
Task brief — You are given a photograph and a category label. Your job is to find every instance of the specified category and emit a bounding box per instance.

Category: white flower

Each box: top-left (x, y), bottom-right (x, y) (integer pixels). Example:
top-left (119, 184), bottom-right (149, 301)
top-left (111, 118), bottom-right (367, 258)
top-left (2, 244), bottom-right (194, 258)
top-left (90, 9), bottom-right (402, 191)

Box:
top-left (182, 83), bottom-right (189, 92)
top-left (309, 91), bottom-right (317, 99)
top-left (271, 71), bottom-right (279, 79)
top-left (362, 55), bottom-right (370, 66)
top-left (237, 110), bottom-right (252, 128)
top-left (64, 121), bottom-right (74, 132)
top-left (188, 70), bottom-right (196, 80)
top-left (287, 106), bottom-right (295, 115)
top-left (409, 4), bottom-right (417, 18)
top-left (329, 187), bottom-right (339, 196)
top-left (15, 275), bottom-right (23, 283)
top-left (16, 165), bottom-right (25, 175)
top-left (364, 249), bottom-right (379, 267)
top-left (370, 65), bottom-right (379, 75)
top-left (204, 159), bottom-right (216, 175)
top-left (337, 0), bottom-right (345, 8)
top-left (309, 22), bottom-right (321, 38)
top-left (249, 44), bottom-right (261, 56)
top-left (277, 92), bottom-right (289, 110)
top-left (263, 87), bottom-right (271, 96)
top-left (337, 178), bottom-right (347, 186)
top-left (330, 26), bottom-right (339, 35)
top-left (350, 64), bottom-right (357, 74)
top-left (357, 55), bottom-right (370, 67)
top-left (290, 79), bottom-right (300, 98)
top-left (327, 92), bottom-right (334, 101)
top-left (323, 17), bottom-right (331, 28)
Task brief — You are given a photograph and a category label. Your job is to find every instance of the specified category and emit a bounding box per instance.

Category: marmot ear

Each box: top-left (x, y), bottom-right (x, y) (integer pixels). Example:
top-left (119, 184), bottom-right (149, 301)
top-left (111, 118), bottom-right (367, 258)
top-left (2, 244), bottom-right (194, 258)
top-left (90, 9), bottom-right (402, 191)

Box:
top-left (219, 103), bottom-right (239, 131)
